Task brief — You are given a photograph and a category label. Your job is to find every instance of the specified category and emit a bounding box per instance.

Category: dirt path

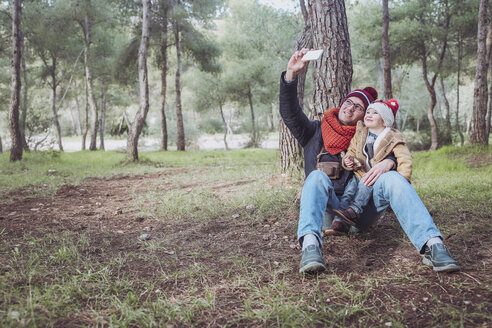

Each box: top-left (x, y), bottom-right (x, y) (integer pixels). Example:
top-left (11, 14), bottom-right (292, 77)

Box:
top-left (1, 170), bottom-right (490, 326)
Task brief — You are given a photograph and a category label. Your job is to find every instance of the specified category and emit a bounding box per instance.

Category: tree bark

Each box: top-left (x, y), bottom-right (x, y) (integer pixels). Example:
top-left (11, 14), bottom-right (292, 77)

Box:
top-left (160, 10), bottom-right (168, 151)
top-left (381, 0), bottom-right (393, 100)
top-left (247, 88), bottom-right (257, 147)
top-left (439, 76), bottom-right (452, 145)
top-left (487, 52), bottom-right (492, 137)
top-left (486, 9), bottom-right (492, 138)
top-left (83, 12), bottom-right (99, 150)
top-left (50, 56), bottom-right (64, 151)
top-left (68, 102), bottom-right (78, 136)
top-left (9, 0), bottom-right (22, 161)
top-left (20, 31), bottom-right (29, 150)
top-left (308, 0), bottom-right (352, 113)
top-left (219, 103), bottom-right (229, 150)
top-left (456, 35), bottom-right (464, 146)
top-left (469, 0), bottom-right (489, 144)
top-left (74, 88), bottom-right (83, 136)
top-left (419, 2), bottom-right (449, 150)
top-left (81, 78), bottom-right (89, 150)
top-left (174, 20), bottom-right (185, 151)
top-left (126, 0), bottom-right (151, 160)
top-left (99, 79), bottom-right (106, 150)
top-left (0, 135), bottom-right (3, 153)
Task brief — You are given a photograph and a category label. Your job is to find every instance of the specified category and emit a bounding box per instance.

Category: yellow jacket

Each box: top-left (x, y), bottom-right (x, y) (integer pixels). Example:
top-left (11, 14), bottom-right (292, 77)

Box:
top-left (342, 121), bottom-right (412, 182)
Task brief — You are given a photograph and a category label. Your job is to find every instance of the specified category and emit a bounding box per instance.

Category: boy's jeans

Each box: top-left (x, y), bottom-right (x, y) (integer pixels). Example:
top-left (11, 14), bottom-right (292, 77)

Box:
top-left (351, 177), bottom-right (373, 214)
top-left (297, 170), bottom-right (442, 253)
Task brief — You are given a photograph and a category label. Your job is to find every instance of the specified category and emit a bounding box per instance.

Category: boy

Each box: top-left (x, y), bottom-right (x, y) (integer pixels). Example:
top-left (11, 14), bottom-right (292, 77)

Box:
top-left (333, 99), bottom-right (412, 226)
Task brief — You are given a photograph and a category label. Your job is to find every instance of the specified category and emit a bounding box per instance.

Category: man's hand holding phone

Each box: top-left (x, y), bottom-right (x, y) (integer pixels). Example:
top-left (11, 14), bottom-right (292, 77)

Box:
top-left (286, 48), bottom-right (323, 81)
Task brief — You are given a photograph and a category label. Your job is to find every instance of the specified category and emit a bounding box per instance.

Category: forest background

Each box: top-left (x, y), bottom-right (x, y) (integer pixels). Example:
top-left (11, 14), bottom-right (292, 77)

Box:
top-left (0, 0), bottom-right (488, 156)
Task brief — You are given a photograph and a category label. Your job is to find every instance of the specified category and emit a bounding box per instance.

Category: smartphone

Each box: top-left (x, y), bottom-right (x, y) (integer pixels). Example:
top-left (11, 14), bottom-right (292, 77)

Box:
top-left (301, 49), bottom-right (323, 61)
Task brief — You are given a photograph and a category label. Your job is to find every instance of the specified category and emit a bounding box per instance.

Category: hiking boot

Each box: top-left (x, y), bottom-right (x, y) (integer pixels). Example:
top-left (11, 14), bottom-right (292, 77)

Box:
top-left (422, 244), bottom-right (461, 273)
top-left (323, 220), bottom-right (349, 236)
top-left (332, 207), bottom-right (360, 227)
top-left (299, 244), bottom-right (326, 274)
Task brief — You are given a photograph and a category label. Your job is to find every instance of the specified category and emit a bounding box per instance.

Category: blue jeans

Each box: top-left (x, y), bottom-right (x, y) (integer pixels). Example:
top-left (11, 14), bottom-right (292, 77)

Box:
top-left (297, 170), bottom-right (442, 253)
top-left (350, 177), bottom-right (373, 214)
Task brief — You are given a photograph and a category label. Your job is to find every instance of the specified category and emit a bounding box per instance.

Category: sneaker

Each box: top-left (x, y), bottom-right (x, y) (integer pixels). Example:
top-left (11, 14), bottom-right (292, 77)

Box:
top-left (299, 244), bottom-right (327, 274)
top-left (332, 207), bottom-right (360, 227)
top-left (422, 244), bottom-right (461, 272)
top-left (323, 220), bottom-right (349, 236)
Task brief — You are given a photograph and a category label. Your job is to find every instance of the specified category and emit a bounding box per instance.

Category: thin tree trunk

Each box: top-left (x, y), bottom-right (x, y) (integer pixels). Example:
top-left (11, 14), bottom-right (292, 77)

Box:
top-left (20, 31), bottom-right (28, 151)
top-left (308, 0), bottom-right (352, 112)
top-left (247, 89), bottom-right (257, 147)
top-left (456, 35), bottom-right (464, 146)
top-left (469, 0), bottom-right (489, 144)
top-left (68, 102), bottom-right (78, 136)
top-left (73, 79), bottom-right (82, 135)
top-left (50, 57), bottom-right (63, 152)
top-left (82, 78), bottom-right (89, 150)
top-left (269, 103), bottom-right (275, 131)
top-left (440, 76), bottom-right (452, 145)
top-left (381, 0), bottom-right (393, 100)
top-left (126, 0), bottom-right (151, 160)
top-left (9, 0), bottom-right (22, 161)
top-left (99, 79), bottom-right (106, 150)
top-left (219, 103), bottom-right (229, 150)
top-left (174, 20), bottom-right (185, 151)
top-left (0, 135), bottom-right (3, 153)
top-left (160, 11), bottom-right (168, 151)
top-left (83, 12), bottom-right (99, 150)
top-left (486, 11), bottom-right (492, 138)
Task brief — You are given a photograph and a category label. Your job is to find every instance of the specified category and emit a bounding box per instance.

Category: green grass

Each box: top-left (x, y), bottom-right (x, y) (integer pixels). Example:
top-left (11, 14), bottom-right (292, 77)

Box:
top-left (0, 148), bottom-right (279, 198)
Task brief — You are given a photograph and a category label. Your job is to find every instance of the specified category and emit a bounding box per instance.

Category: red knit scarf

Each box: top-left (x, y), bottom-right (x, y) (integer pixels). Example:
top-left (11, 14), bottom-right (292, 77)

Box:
top-left (321, 108), bottom-right (357, 155)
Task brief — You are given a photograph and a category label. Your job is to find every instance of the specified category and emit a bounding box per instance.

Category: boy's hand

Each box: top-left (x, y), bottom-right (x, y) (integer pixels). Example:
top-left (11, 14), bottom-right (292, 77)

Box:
top-left (344, 155), bottom-right (355, 168)
top-left (362, 159), bottom-right (394, 186)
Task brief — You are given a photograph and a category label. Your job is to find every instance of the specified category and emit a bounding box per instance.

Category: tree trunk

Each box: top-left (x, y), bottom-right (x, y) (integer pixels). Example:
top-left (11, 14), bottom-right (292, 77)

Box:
top-left (174, 20), bottom-right (185, 151)
top-left (219, 103), bottom-right (229, 150)
top-left (83, 12), bottom-right (99, 150)
top-left (439, 76), bottom-right (452, 145)
top-left (469, 0), bottom-right (489, 144)
top-left (81, 82), bottom-right (89, 150)
top-left (247, 89), bottom-right (257, 147)
top-left (381, 0), bottom-right (393, 100)
top-left (74, 96), bottom-right (83, 136)
top-left (68, 102), bottom-right (78, 136)
top-left (9, 0), bottom-right (22, 161)
top-left (419, 3), bottom-right (450, 150)
top-left (269, 103), bottom-right (275, 131)
top-left (0, 135), bottom-right (3, 153)
top-left (126, 0), bottom-right (151, 160)
top-left (20, 31), bottom-right (28, 151)
top-left (99, 79), bottom-right (106, 150)
top-left (486, 9), bottom-right (492, 138)
top-left (456, 35), bottom-right (464, 146)
top-left (279, 1), bottom-right (311, 175)
top-left (160, 11), bottom-right (168, 151)
top-left (487, 53), bottom-right (492, 137)
top-left (308, 0), bottom-right (352, 112)
top-left (50, 57), bottom-right (63, 151)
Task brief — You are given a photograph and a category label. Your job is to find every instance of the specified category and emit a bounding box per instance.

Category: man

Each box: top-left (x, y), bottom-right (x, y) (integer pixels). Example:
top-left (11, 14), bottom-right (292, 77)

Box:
top-left (280, 49), bottom-right (460, 274)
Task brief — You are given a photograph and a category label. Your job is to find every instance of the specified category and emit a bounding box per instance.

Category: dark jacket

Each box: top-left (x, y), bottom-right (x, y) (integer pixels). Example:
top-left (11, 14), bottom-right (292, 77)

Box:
top-left (279, 72), bottom-right (352, 195)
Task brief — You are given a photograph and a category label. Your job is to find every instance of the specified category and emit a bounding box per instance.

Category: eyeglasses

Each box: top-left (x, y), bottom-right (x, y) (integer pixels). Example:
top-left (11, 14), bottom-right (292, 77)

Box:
top-left (343, 99), bottom-right (365, 113)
